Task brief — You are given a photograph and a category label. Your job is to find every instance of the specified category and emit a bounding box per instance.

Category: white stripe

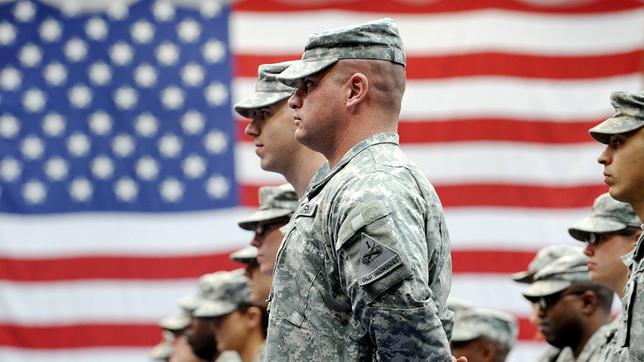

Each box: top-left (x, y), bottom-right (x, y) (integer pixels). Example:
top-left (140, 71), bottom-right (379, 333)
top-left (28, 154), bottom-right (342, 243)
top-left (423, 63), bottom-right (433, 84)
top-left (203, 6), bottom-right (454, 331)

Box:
top-left (234, 74), bottom-right (642, 120)
top-left (236, 141), bottom-right (606, 186)
top-left (231, 9), bottom-right (644, 55)
top-left (0, 347), bottom-right (149, 362)
top-left (507, 342), bottom-right (550, 362)
top-left (0, 208), bottom-right (252, 257)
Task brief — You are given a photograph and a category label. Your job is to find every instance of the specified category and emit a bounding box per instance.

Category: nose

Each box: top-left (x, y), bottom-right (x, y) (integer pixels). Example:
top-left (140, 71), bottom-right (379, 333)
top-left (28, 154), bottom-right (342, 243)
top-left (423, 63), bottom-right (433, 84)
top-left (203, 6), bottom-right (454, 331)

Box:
top-left (597, 145), bottom-right (611, 165)
top-left (250, 233), bottom-right (262, 248)
top-left (288, 88), bottom-right (303, 110)
top-left (583, 243), bottom-right (594, 256)
top-left (245, 118), bottom-right (259, 137)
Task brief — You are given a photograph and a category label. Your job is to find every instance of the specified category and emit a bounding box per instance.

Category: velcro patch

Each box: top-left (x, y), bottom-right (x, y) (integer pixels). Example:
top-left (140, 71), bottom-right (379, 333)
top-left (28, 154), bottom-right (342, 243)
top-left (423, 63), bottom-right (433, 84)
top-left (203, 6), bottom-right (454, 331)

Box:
top-left (358, 233), bottom-right (402, 286)
top-left (295, 202), bottom-right (317, 218)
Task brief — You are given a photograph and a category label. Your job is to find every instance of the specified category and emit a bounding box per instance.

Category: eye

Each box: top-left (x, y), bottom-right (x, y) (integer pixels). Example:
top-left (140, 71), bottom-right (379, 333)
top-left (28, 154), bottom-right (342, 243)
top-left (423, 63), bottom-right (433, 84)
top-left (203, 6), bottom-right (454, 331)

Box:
top-left (609, 137), bottom-right (625, 149)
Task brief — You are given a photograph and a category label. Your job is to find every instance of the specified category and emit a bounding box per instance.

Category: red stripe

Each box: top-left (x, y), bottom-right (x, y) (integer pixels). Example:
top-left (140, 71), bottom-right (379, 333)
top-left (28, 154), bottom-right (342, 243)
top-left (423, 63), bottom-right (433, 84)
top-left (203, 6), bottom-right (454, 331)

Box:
top-left (0, 253), bottom-right (239, 282)
top-left (239, 183), bottom-right (606, 208)
top-left (237, 118), bottom-right (603, 144)
top-left (233, 0), bottom-right (643, 14)
top-left (0, 318), bottom-right (543, 348)
top-left (235, 51), bottom-right (644, 79)
top-left (452, 249), bottom-right (536, 274)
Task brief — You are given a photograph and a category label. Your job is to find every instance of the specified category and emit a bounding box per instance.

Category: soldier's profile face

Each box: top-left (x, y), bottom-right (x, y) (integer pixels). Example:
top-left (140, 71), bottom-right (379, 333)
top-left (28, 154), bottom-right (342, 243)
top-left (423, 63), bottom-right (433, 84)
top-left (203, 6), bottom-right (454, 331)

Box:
top-left (597, 128), bottom-right (644, 204)
top-left (583, 232), bottom-right (634, 290)
top-left (250, 221), bottom-right (285, 274)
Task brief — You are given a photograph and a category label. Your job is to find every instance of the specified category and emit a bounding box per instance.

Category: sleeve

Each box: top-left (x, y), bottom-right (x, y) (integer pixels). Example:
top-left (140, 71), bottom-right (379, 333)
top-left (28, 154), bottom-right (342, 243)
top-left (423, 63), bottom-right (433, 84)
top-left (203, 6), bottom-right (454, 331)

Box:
top-left (332, 187), bottom-right (452, 361)
top-left (627, 269), bottom-right (644, 361)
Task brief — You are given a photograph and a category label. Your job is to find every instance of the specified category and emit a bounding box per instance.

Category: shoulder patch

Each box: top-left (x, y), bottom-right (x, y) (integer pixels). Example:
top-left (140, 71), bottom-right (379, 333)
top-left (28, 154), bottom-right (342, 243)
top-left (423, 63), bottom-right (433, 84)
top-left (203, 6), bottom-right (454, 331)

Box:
top-left (358, 233), bottom-right (402, 286)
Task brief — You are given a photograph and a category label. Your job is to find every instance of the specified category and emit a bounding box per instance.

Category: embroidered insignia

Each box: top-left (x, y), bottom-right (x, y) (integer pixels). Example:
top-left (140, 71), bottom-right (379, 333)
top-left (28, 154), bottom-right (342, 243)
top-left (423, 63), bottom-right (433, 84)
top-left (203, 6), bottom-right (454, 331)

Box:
top-left (358, 233), bottom-right (402, 286)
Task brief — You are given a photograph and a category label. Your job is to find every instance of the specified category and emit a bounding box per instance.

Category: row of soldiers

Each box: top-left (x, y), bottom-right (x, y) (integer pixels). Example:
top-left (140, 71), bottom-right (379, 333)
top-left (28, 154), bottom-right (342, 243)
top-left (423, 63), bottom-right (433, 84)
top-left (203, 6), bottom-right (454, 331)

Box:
top-left (146, 17), bottom-right (643, 362)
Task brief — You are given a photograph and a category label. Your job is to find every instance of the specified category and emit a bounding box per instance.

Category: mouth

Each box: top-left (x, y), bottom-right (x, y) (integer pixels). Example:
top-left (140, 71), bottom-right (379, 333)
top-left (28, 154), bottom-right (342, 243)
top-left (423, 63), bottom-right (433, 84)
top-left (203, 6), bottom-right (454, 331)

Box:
top-left (603, 172), bottom-right (612, 185)
top-left (254, 143), bottom-right (264, 156)
top-left (587, 261), bottom-right (596, 271)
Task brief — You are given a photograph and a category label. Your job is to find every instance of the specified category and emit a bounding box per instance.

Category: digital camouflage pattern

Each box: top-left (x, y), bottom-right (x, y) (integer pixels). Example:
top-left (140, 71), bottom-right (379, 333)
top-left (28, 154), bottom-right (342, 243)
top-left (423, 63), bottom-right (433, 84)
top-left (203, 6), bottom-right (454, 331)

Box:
top-left (265, 133), bottom-right (453, 361)
top-left (179, 271), bottom-right (227, 312)
top-left (536, 324), bottom-right (611, 362)
top-left (192, 269), bottom-right (251, 318)
top-left (277, 18), bottom-right (407, 87)
top-left (238, 183), bottom-right (299, 231)
top-left (569, 192), bottom-right (640, 242)
top-left (511, 244), bottom-right (583, 284)
top-left (593, 315), bottom-right (627, 361)
top-left (589, 90), bottom-right (644, 144)
top-left (149, 330), bottom-right (174, 361)
top-left (522, 252), bottom-right (589, 298)
top-left (451, 307), bottom-right (518, 351)
top-left (159, 309), bottom-right (191, 331)
top-left (233, 61), bottom-right (296, 118)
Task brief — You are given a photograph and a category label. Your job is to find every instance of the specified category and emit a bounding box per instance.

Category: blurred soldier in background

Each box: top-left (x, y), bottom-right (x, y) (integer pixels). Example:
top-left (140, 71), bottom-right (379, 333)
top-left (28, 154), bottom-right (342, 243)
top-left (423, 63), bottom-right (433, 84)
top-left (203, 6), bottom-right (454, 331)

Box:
top-left (523, 253), bottom-right (613, 362)
top-left (450, 306), bottom-right (518, 362)
top-left (512, 245), bottom-right (583, 285)
top-left (150, 329), bottom-right (174, 361)
top-left (230, 246), bottom-right (271, 308)
top-left (236, 62), bottom-right (325, 197)
top-left (590, 90), bottom-right (644, 361)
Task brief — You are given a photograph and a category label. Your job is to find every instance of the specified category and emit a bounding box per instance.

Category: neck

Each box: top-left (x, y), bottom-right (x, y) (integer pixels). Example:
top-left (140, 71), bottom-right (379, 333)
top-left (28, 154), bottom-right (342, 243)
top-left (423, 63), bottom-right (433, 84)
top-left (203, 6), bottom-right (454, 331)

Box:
top-left (238, 331), bottom-right (264, 362)
top-left (633, 200), bottom-right (644, 224)
top-left (325, 117), bottom-right (397, 169)
top-left (614, 274), bottom-right (628, 299)
top-left (283, 149), bottom-right (326, 197)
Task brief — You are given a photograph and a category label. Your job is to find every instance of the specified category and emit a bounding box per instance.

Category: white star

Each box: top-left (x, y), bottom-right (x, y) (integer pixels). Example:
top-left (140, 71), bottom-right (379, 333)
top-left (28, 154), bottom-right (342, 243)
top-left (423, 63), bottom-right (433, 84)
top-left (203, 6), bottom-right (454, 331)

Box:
top-left (156, 42), bottom-right (179, 66)
top-left (19, 43), bottom-right (42, 67)
top-left (0, 157), bottom-right (21, 182)
top-left (200, 2), bottom-right (221, 18)
top-left (177, 19), bottom-right (200, 43)
top-left (205, 82), bottom-right (228, 106)
top-left (91, 155), bottom-right (114, 180)
top-left (44, 156), bottom-right (69, 181)
top-left (134, 63), bottom-right (157, 88)
top-left (23, 180), bottom-right (47, 204)
top-left (206, 175), bottom-right (229, 199)
top-left (202, 40), bottom-right (225, 63)
top-left (60, 2), bottom-right (81, 17)
top-left (0, 22), bottom-right (17, 46)
top-left (112, 133), bottom-right (135, 157)
top-left (158, 133), bottom-right (182, 158)
top-left (0, 114), bottom-right (20, 138)
top-left (43, 62), bottom-right (67, 86)
top-left (153, 1), bottom-right (175, 22)
top-left (42, 113), bottom-right (65, 137)
top-left (204, 130), bottom-right (228, 154)
top-left (131, 20), bottom-right (154, 44)
top-left (23, 88), bottom-right (46, 113)
top-left (86, 17), bottom-right (108, 41)
top-left (182, 154), bottom-right (206, 179)
top-left (161, 86), bottom-right (184, 110)
top-left (67, 132), bottom-right (91, 157)
top-left (107, 2), bottom-right (128, 20)
top-left (181, 63), bottom-right (204, 87)
top-left (181, 111), bottom-right (205, 134)
top-left (135, 113), bottom-right (158, 137)
top-left (20, 135), bottom-right (44, 160)
top-left (39, 18), bottom-right (62, 42)
top-left (160, 178), bottom-right (183, 202)
top-left (136, 156), bottom-right (159, 181)
top-left (88, 62), bottom-right (111, 86)
top-left (68, 84), bottom-right (92, 109)
top-left (65, 38), bottom-right (87, 62)
top-left (114, 86), bottom-right (138, 110)
top-left (115, 177), bottom-right (138, 202)
top-left (69, 177), bottom-right (93, 202)
top-left (110, 42), bottom-right (134, 66)
top-left (14, 1), bottom-right (36, 23)
top-left (89, 111), bottom-right (112, 136)
top-left (0, 67), bottom-right (21, 90)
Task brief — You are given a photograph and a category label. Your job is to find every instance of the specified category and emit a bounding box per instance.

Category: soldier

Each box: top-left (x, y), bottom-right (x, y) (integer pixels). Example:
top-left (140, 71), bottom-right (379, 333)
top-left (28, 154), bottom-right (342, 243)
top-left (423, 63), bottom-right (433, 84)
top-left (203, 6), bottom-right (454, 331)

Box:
top-left (266, 18), bottom-right (453, 360)
top-left (590, 90), bottom-right (644, 361)
top-left (237, 184), bottom-right (299, 275)
top-left (511, 244), bottom-right (583, 285)
top-left (450, 307), bottom-right (518, 362)
top-left (150, 329), bottom-right (174, 361)
top-left (523, 253), bottom-right (614, 362)
top-left (236, 62), bottom-right (325, 196)
top-left (193, 270), bottom-right (266, 362)
top-left (230, 246), bottom-right (271, 308)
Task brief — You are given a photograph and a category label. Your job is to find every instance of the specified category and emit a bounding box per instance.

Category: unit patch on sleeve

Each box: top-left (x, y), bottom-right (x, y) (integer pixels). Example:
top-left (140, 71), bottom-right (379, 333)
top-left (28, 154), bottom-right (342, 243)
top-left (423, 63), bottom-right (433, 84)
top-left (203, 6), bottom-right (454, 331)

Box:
top-left (358, 233), bottom-right (402, 286)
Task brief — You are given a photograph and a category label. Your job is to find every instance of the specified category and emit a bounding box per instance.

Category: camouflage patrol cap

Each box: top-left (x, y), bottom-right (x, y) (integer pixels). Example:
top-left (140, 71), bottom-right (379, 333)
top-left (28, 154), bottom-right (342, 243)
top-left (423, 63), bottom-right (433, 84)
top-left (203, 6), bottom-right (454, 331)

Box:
top-left (447, 298), bottom-right (474, 314)
top-left (238, 183), bottom-right (298, 231)
top-left (522, 252), bottom-right (589, 298)
top-left (589, 91), bottom-right (644, 144)
top-left (234, 61), bottom-right (296, 118)
top-left (193, 269), bottom-right (251, 318)
top-left (230, 245), bottom-right (258, 265)
top-left (451, 307), bottom-right (518, 350)
top-left (569, 192), bottom-right (640, 242)
top-left (277, 18), bottom-right (406, 87)
top-left (149, 330), bottom-right (174, 360)
top-left (511, 244), bottom-right (582, 284)
top-left (159, 309), bottom-right (191, 331)
top-left (178, 271), bottom-right (226, 312)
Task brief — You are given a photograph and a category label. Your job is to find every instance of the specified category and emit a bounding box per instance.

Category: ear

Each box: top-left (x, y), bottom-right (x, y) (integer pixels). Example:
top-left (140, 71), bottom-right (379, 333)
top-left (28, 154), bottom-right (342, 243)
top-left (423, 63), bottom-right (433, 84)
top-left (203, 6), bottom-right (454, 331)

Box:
top-left (245, 306), bottom-right (262, 328)
top-left (346, 73), bottom-right (368, 110)
top-left (580, 291), bottom-right (598, 314)
top-left (481, 340), bottom-right (496, 362)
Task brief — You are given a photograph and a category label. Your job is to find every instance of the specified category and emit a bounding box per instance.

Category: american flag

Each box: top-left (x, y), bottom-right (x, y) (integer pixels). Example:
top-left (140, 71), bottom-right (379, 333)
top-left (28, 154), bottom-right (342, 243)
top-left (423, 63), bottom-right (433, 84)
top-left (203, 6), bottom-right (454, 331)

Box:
top-left (0, 0), bottom-right (642, 361)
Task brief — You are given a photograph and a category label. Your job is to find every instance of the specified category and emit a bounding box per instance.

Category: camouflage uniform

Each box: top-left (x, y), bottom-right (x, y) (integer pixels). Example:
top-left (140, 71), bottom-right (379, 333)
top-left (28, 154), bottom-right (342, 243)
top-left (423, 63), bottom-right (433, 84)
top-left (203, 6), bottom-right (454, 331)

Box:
top-left (589, 91), bottom-right (644, 361)
top-left (568, 192), bottom-right (640, 243)
top-left (511, 244), bottom-right (583, 284)
top-left (233, 61), bottom-right (295, 118)
top-left (451, 306), bottom-right (518, 358)
top-left (237, 183), bottom-right (299, 231)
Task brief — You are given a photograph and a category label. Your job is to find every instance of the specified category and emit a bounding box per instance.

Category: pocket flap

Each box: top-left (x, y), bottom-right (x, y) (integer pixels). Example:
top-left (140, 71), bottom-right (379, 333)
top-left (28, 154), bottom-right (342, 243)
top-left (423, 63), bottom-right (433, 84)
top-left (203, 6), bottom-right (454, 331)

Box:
top-left (336, 200), bottom-right (390, 251)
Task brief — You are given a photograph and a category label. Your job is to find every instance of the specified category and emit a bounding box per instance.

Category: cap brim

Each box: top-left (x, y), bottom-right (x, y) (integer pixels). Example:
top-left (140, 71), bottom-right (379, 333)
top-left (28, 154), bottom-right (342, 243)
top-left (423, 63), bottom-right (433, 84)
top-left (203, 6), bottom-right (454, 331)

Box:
top-left (451, 328), bottom-right (481, 343)
top-left (149, 341), bottom-right (173, 360)
top-left (510, 270), bottom-right (534, 284)
top-left (522, 280), bottom-right (571, 298)
top-left (238, 209), bottom-right (292, 230)
top-left (159, 313), bottom-right (190, 331)
top-left (193, 300), bottom-right (237, 318)
top-left (589, 116), bottom-right (644, 144)
top-left (233, 91), bottom-right (292, 118)
top-left (568, 216), bottom-right (628, 241)
top-left (276, 58), bottom-right (339, 87)
top-left (178, 294), bottom-right (201, 312)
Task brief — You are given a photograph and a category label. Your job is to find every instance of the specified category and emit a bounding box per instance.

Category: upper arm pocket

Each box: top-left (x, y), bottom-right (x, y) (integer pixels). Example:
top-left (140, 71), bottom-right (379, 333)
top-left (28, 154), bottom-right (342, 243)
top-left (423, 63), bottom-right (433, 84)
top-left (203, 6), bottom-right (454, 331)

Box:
top-left (335, 199), bottom-right (391, 251)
